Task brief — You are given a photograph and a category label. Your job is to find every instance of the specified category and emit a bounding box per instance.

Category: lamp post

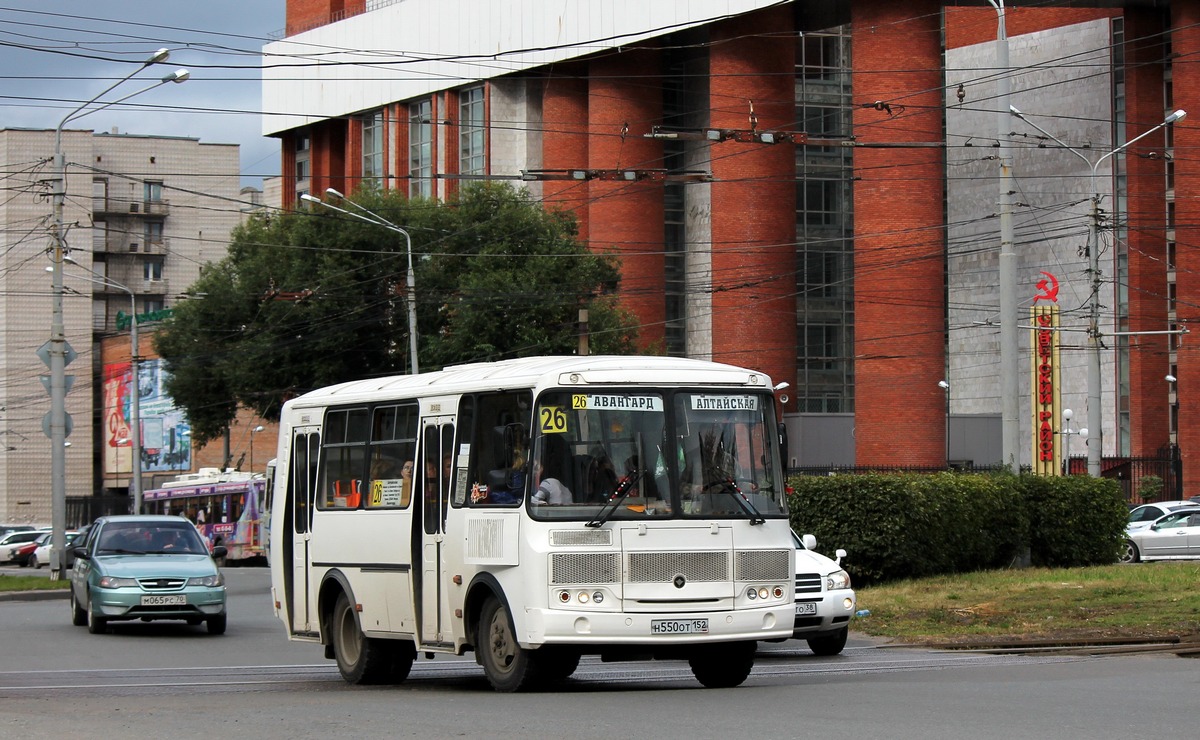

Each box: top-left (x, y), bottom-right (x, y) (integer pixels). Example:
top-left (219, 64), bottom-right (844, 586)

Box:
top-left (249, 425), bottom-right (265, 472)
top-left (60, 258), bottom-right (142, 514)
top-left (938, 380), bottom-right (951, 466)
top-left (47, 49), bottom-right (187, 579)
top-left (1060, 408), bottom-right (1088, 474)
top-left (1010, 107), bottom-right (1185, 477)
top-left (300, 189), bottom-right (419, 374)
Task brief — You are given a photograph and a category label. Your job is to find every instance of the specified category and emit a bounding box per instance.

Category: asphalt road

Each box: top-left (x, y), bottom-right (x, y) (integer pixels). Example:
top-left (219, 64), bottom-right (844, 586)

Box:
top-left (1, 567), bottom-right (1197, 738)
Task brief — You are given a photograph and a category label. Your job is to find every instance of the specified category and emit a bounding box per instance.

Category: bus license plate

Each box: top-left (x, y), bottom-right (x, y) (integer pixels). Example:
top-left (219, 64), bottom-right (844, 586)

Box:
top-left (141, 594), bottom-right (186, 606)
top-left (650, 619), bottom-right (709, 635)
top-left (795, 602), bottom-right (817, 616)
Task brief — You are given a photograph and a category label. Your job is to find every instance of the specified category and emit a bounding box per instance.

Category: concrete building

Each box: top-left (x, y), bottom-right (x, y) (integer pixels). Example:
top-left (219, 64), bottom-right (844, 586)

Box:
top-left (261, 1), bottom-right (1194, 493)
top-left (0, 128), bottom-right (241, 524)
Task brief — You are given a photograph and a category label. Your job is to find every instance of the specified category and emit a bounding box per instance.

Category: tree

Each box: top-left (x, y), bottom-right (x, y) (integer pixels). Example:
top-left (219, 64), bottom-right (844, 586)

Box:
top-left (154, 183), bottom-right (639, 444)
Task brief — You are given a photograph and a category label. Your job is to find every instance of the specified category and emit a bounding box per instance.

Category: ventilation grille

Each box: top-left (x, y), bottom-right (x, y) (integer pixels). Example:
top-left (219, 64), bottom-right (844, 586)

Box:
top-left (629, 551), bottom-right (728, 583)
top-left (550, 552), bottom-right (620, 585)
top-left (550, 529), bottom-right (612, 547)
top-left (137, 577), bottom-right (186, 591)
top-left (795, 573), bottom-right (822, 595)
top-left (467, 518), bottom-right (504, 560)
top-left (735, 549), bottom-right (791, 581)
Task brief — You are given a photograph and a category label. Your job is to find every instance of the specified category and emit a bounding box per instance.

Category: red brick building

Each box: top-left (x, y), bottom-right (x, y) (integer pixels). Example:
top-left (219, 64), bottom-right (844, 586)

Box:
top-left (263, 1), bottom-right (1194, 492)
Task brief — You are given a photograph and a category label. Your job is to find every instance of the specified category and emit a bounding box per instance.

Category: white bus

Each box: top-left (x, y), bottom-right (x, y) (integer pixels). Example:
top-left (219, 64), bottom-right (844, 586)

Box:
top-left (268, 356), bottom-right (794, 691)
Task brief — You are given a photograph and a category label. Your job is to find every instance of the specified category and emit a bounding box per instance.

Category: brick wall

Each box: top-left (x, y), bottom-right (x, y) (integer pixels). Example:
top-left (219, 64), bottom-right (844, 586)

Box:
top-left (542, 72), bottom-right (591, 241)
top-left (708, 5), bottom-right (797, 398)
top-left (1125, 8), bottom-right (1171, 457)
top-left (852, 0), bottom-right (947, 466)
top-left (588, 48), bottom-right (666, 350)
top-left (1170, 0), bottom-right (1200, 491)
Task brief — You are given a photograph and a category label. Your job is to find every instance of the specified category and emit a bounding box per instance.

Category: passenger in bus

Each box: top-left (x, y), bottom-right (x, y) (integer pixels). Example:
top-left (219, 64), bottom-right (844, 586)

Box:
top-left (532, 457), bottom-right (572, 504)
top-left (401, 460), bottom-right (414, 501)
top-left (584, 445), bottom-right (618, 503)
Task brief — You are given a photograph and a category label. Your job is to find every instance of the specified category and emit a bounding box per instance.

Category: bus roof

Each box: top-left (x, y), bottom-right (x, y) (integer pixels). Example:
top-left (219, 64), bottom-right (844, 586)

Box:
top-left (285, 355), bottom-right (773, 410)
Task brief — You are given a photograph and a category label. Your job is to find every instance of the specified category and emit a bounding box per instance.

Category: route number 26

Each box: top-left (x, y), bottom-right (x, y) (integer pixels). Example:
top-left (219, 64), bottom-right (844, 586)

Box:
top-left (539, 406), bottom-right (568, 434)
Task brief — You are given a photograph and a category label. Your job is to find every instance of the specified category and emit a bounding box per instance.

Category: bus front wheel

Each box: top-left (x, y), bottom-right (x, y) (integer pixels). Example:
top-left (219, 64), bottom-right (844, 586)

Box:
top-left (688, 641), bottom-right (756, 688)
top-left (478, 596), bottom-right (538, 692)
top-left (331, 592), bottom-right (397, 685)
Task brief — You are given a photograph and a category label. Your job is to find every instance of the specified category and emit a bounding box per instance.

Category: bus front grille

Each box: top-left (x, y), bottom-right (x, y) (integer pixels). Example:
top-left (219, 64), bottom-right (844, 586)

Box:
top-left (628, 551), bottom-right (728, 583)
top-left (551, 552), bottom-right (621, 585)
top-left (735, 549), bottom-right (791, 581)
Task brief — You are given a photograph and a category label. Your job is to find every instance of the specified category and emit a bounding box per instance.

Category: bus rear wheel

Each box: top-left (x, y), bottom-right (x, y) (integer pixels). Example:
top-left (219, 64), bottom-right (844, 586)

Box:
top-left (331, 592), bottom-right (400, 685)
top-left (479, 596), bottom-right (539, 692)
top-left (688, 641), bottom-right (756, 688)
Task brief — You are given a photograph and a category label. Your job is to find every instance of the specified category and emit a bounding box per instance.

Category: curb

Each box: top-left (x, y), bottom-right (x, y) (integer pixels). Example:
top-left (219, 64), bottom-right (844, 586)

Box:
top-left (0, 589), bottom-right (69, 602)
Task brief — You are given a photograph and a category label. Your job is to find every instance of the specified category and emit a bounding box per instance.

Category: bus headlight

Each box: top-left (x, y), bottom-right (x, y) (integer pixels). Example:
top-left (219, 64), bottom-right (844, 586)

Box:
top-left (592, 591), bottom-right (604, 604)
top-left (746, 586), bottom-right (757, 600)
top-left (826, 570), bottom-right (851, 591)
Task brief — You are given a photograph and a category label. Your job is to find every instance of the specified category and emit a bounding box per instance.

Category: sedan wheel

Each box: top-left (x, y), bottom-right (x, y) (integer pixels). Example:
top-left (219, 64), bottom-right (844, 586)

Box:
top-left (86, 594), bottom-right (109, 634)
top-left (1118, 539), bottom-right (1140, 564)
top-left (28, 555), bottom-right (38, 569)
top-left (70, 590), bottom-right (87, 626)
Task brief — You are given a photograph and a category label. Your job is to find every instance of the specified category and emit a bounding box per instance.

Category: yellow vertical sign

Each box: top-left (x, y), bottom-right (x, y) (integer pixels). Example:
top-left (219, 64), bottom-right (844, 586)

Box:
top-left (1031, 305), bottom-right (1062, 475)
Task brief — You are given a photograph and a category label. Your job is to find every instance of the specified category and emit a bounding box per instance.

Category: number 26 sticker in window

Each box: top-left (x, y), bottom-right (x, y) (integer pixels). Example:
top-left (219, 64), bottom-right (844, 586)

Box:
top-left (539, 406), bottom-right (568, 434)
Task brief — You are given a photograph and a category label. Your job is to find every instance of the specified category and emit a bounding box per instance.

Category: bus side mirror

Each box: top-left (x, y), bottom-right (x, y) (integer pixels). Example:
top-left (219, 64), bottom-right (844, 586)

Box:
top-left (778, 423), bottom-right (789, 464)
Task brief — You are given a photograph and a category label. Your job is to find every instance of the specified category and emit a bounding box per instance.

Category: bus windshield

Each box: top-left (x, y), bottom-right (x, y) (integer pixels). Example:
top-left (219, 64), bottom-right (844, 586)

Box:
top-left (527, 388), bottom-right (786, 521)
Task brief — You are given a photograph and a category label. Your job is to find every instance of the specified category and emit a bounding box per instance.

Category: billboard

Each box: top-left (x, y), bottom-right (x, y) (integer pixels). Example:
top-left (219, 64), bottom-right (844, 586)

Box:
top-left (102, 358), bottom-right (191, 475)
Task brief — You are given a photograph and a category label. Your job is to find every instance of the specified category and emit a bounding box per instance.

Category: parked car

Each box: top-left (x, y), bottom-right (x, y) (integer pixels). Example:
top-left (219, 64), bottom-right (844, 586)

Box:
top-left (790, 531), bottom-right (857, 655)
top-left (0, 524), bottom-right (34, 539)
top-left (1120, 507), bottom-right (1200, 563)
top-left (29, 531), bottom-right (80, 569)
top-left (1127, 501), bottom-right (1195, 530)
top-left (0, 529), bottom-right (50, 564)
top-left (12, 535), bottom-right (46, 567)
top-left (69, 515), bottom-right (228, 635)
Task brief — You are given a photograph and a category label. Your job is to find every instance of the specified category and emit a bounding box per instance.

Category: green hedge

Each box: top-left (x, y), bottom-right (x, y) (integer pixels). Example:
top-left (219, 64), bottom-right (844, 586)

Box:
top-left (787, 472), bottom-right (1125, 585)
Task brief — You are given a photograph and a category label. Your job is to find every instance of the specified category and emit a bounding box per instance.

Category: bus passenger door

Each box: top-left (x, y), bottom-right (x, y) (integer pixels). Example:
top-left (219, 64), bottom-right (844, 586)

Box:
top-left (286, 429), bottom-right (320, 634)
top-left (416, 416), bottom-right (455, 646)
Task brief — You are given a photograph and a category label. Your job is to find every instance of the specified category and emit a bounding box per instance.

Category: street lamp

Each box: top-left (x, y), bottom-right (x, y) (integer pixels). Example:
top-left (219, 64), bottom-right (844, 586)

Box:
top-left (1011, 106), bottom-right (1186, 477)
top-left (1060, 408), bottom-right (1088, 473)
top-left (47, 48), bottom-right (186, 579)
top-left (938, 380), bottom-right (951, 466)
top-left (300, 190), bottom-right (419, 374)
top-left (249, 425), bottom-right (265, 472)
top-left (59, 258), bottom-right (142, 515)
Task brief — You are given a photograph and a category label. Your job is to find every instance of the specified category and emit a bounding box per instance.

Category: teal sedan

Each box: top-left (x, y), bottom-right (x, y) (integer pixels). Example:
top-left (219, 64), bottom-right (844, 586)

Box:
top-left (69, 515), bottom-right (228, 635)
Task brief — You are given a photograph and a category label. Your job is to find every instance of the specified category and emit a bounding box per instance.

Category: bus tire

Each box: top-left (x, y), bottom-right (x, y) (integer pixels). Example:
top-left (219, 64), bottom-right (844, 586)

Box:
top-left (330, 592), bottom-right (391, 685)
top-left (383, 640), bottom-right (417, 684)
top-left (688, 641), bottom-right (755, 688)
top-left (479, 596), bottom-right (539, 692)
top-left (534, 647), bottom-right (581, 683)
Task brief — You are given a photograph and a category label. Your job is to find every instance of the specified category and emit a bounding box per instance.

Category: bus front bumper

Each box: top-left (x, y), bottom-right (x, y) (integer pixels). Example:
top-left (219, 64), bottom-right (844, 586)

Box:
top-left (521, 604), bottom-right (793, 647)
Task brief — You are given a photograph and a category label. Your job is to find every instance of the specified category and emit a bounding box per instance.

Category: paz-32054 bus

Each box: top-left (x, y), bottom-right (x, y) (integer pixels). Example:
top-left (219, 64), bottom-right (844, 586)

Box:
top-left (268, 356), bottom-right (794, 691)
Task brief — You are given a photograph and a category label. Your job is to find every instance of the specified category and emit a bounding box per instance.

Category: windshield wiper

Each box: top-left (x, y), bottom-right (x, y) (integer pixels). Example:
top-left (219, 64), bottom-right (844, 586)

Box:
top-left (709, 478), bottom-right (765, 525)
top-left (586, 469), bottom-right (646, 528)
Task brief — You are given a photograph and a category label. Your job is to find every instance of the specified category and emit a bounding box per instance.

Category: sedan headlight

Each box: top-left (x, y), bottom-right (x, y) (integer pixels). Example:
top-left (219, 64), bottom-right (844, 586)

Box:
top-left (187, 574), bottom-right (225, 587)
top-left (97, 576), bottom-right (139, 588)
top-left (826, 569), bottom-right (851, 591)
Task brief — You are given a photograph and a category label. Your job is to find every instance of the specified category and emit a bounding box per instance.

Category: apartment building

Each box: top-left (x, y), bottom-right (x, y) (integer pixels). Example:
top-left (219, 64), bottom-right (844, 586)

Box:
top-left (0, 128), bottom-right (240, 524)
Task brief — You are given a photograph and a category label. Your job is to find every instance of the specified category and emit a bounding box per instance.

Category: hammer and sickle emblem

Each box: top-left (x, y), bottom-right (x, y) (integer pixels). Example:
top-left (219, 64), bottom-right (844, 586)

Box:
top-left (1034, 271), bottom-right (1060, 303)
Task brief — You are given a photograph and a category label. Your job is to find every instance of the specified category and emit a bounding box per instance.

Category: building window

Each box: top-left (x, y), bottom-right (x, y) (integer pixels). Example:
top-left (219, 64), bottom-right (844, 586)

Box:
top-left (409, 99), bottom-right (433, 199)
top-left (459, 86), bottom-right (485, 176)
top-left (144, 221), bottom-right (164, 244)
top-left (143, 180), bottom-right (163, 203)
top-left (362, 110), bottom-right (384, 186)
top-left (295, 130), bottom-right (311, 193)
top-left (143, 298), bottom-right (164, 314)
top-left (144, 258), bottom-right (164, 281)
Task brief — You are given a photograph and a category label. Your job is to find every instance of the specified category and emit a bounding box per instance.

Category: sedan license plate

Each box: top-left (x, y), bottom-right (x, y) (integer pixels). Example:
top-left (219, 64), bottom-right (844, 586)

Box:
top-left (795, 602), bottom-right (818, 616)
top-left (650, 619), bottom-right (709, 635)
top-left (140, 594), bottom-right (186, 606)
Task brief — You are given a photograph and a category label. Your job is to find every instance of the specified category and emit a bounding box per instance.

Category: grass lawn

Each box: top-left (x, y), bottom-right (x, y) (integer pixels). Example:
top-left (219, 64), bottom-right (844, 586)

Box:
top-left (0, 573), bottom-right (70, 591)
top-left (855, 562), bottom-right (1200, 645)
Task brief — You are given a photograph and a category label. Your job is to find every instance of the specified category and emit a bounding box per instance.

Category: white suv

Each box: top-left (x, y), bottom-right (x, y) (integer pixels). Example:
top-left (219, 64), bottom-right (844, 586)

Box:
top-left (792, 531), bottom-right (857, 655)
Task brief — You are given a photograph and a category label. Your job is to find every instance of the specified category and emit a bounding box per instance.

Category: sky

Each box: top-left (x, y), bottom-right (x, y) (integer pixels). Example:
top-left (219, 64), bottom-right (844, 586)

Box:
top-left (0, 1), bottom-right (286, 188)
